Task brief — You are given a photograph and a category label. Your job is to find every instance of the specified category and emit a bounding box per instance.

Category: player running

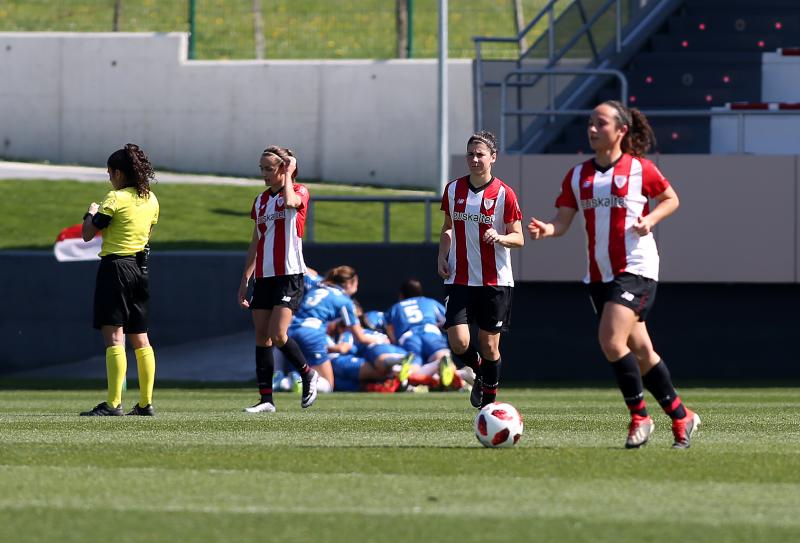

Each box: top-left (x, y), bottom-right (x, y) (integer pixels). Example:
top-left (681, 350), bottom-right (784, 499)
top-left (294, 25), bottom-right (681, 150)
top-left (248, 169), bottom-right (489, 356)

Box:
top-left (527, 101), bottom-right (700, 449)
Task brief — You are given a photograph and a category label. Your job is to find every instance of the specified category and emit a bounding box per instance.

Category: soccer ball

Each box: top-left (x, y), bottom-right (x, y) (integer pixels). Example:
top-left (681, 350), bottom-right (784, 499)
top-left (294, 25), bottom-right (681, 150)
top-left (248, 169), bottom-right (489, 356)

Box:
top-left (474, 402), bottom-right (523, 448)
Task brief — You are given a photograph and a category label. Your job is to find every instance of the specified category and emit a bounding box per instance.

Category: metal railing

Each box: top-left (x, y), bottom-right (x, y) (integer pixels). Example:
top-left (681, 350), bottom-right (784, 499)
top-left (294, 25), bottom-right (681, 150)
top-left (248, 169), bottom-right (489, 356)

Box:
top-left (497, 105), bottom-right (800, 154)
top-left (305, 195), bottom-right (438, 245)
top-left (473, 0), bottom-right (678, 152)
top-left (473, 0), bottom-right (646, 130)
top-left (500, 68), bottom-right (628, 152)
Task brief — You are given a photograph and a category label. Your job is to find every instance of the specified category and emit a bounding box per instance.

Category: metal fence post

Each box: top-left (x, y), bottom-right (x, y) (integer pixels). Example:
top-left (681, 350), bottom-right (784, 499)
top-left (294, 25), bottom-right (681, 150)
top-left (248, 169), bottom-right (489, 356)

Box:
top-left (407, 0), bottom-right (414, 58)
top-left (306, 200), bottom-right (315, 242)
top-left (188, 0), bottom-right (197, 60)
top-left (383, 202), bottom-right (391, 243)
top-left (425, 198), bottom-right (432, 243)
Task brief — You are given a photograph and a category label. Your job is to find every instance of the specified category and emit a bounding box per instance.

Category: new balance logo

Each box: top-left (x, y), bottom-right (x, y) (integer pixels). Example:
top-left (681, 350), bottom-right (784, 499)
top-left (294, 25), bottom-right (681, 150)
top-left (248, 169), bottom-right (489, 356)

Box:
top-left (620, 291), bottom-right (634, 302)
top-left (281, 296), bottom-right (292, 302)
top-left (495, 321), bottom-right (503, 327)
top-left (457, 199), bottom-right (465, 204)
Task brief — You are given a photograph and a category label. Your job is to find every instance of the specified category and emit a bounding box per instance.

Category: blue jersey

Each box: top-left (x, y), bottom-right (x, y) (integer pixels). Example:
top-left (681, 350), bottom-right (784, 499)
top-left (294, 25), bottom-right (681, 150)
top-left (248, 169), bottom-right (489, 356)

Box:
top-left (304, 271), bottom-right (323, 293)
top-left (332, 330), bottom-right (356, 356)
top-left (292, 284), bottom-right (358, 330)
top-left (386, 296), bottom-right (446, 338)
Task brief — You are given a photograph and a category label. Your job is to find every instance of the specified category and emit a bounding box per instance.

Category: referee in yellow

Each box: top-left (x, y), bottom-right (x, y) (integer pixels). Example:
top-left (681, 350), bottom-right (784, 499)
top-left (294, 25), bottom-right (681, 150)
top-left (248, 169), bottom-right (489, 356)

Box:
top-left (80, 144), bottom-right (160, 416)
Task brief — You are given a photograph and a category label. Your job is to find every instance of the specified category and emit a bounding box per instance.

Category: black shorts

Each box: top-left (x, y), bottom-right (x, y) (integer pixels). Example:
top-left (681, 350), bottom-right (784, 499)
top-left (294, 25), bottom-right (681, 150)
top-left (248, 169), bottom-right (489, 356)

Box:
top-left (251, 274), bottom-right (304, 312)
top-left (444, 284), bottom-right (513, 333)
top-left (588, 272), bottom-right (657, 322)
top-left (93, 255), bottom-right (150, 333)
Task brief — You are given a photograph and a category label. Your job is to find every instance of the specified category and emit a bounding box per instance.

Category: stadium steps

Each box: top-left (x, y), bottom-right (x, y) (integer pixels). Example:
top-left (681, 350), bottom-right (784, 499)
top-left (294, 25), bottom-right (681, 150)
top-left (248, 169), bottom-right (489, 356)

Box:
top-left (542, 1), bottom-right (800, 154)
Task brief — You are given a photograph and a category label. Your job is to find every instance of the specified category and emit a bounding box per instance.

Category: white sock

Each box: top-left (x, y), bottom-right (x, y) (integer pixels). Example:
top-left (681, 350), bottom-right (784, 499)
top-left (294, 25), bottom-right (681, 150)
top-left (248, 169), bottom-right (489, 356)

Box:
top-left (316, 375), bottom-right (333, 393)
top-left (419, 361), bottom-right (439, 377)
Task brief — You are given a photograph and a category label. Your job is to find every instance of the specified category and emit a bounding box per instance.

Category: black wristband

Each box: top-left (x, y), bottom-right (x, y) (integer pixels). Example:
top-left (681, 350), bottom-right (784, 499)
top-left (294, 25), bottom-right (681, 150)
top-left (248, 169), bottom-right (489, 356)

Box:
top-left (83, 212), bottom-right (92, 221)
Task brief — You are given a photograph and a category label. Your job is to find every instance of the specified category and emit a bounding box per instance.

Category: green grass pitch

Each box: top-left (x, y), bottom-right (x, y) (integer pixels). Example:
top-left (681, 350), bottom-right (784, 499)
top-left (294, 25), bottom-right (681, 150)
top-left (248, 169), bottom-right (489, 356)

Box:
top-left (1, 387), bottom-right (799, 542)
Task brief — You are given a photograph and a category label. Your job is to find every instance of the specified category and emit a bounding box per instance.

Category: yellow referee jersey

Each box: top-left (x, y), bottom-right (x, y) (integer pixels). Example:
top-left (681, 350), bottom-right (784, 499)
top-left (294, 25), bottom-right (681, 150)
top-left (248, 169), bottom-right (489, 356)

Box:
top-left (97, 187), bottom-right (159, 256)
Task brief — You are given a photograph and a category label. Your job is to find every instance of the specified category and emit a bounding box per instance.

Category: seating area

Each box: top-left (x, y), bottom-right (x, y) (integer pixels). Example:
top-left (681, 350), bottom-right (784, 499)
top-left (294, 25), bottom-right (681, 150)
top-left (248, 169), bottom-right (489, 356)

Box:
top-left (544, 0), bottom-right (800, 154)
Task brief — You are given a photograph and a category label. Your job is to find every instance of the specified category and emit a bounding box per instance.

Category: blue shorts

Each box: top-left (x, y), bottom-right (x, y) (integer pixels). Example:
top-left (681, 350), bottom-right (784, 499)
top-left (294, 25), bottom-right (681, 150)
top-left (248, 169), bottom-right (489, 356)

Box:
top-left (362, 343), bottom-right (411, 366)
top-left (332, 354), bottom-right (364, 391)
top-left (399, 327), bottom-right (448, 363)
top-left (288, 325), bottom-right (329, 366)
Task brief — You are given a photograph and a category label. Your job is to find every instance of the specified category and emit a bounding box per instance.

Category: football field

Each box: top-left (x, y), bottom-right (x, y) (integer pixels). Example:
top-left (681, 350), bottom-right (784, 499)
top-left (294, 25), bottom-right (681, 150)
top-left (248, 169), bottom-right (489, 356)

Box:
top-left (1, 387), bottom-right (798, 542)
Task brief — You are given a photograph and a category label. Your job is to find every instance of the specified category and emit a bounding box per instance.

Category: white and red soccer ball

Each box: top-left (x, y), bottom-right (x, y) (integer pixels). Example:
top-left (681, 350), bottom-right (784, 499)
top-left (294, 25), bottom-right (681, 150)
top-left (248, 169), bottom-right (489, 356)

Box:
top-left (474, 402), bottom-right (523, 448)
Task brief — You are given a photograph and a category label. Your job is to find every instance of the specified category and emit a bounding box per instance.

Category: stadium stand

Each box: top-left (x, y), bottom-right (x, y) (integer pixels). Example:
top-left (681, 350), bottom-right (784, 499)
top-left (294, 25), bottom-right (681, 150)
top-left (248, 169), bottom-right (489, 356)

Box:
top-left (475, 0), bottom-right (800, 154)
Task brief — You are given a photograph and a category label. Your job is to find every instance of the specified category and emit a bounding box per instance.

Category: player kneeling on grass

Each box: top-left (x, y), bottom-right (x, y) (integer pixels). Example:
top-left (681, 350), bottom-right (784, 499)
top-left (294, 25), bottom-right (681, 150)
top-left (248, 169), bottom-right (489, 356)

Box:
top-left (384, 279), bottom-right (472, 392)
top-left (80, 144), bottom-right (159, 417)
top-left (287, 266), bottom-right (385, 393)
top-left (527, 101), bottom-right (700, 449)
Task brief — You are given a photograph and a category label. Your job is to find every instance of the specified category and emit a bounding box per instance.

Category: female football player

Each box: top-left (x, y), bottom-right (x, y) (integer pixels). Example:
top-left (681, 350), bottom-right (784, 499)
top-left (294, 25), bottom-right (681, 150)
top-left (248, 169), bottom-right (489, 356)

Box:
top-left (527, 101), bottom-right (700, 449)
top-left (238, 146), bottom-right (317, 413)
top-left (438, 131), bottom-right (524, 408)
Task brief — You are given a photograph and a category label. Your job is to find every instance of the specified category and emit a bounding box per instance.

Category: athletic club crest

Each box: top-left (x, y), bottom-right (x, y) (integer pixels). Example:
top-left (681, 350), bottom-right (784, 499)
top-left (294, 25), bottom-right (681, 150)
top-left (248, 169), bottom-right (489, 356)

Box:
top-left (614, 175), bottom-right (628, 189)
top-left (483, 198), bottom-right (495, 210)
top-left (276, 195), bottom-right (285, 207)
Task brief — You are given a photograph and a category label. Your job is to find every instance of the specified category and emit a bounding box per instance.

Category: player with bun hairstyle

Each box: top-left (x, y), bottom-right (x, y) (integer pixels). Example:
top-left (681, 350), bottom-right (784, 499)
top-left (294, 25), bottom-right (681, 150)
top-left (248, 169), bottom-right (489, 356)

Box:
top-left (527, 100), bottom-right (701, 449)
top-left (238, 145), bottom-right (318, 413)
top-left (80, 144), bottom-right (159, 416)
top-left (438, 131), bottom-right (524, 408)
top-left (288, 265), bottom-right (385, 391)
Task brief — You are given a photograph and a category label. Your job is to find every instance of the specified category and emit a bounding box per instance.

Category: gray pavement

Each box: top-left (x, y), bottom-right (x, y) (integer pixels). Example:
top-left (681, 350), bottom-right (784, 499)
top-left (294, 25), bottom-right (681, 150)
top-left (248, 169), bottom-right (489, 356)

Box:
top-left (0, 160), bottom-right (264, 186)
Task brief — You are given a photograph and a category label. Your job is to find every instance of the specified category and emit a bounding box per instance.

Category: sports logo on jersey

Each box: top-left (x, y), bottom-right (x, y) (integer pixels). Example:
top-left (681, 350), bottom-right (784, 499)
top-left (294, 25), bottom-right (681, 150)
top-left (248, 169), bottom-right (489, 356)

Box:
top-left (281, 296), bottom-right (291, 302)
top-left (483, 198), bottom-right (495, 210)
top-left (582, 179), bottom-right (592, 188)
top-left (614, 175), bottom-right (628, 189)
top-left (495, 321), bottom-right (503, 327)
top-left (276, 195), bottom-right (285, 207)
top-left (457, 199), bottom-right (465, 204)
top-left (620, 291), bottom-right (635, 302)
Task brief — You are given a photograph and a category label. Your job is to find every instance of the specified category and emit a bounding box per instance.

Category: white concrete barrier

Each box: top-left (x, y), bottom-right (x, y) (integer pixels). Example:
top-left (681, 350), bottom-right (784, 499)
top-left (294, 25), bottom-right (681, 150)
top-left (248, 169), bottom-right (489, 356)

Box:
top-left (0, 32), bottom-right (473, 189)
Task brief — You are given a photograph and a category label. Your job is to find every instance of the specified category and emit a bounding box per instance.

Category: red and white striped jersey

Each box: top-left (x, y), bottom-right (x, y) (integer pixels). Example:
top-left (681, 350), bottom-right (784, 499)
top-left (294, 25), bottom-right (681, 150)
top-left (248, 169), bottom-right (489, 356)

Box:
top-left (250, 184), bottom-right (309, 278)
top-left (555, 154), bottom-right (670, 283)
top-left (441, 176), bottom-right (523, 287)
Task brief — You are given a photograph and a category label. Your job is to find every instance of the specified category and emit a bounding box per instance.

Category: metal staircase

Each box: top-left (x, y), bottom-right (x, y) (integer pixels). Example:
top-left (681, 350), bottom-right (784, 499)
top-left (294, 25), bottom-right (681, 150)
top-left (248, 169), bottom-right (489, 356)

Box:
top-left (473, 0), bottom-right (685, 153)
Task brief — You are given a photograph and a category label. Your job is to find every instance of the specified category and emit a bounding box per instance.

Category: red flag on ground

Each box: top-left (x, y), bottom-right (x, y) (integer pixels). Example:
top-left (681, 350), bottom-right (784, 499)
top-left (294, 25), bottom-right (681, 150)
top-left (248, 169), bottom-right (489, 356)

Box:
top-left (54, 224), bottom-right (102, 262)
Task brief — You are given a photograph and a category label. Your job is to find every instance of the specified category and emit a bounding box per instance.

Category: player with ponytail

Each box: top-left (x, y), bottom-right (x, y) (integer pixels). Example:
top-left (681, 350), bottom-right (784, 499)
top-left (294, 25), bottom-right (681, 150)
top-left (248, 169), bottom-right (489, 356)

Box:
top-left (80, 143), bottom-right (159, 416)
top-left (527, 101), bottom-right (701, 449)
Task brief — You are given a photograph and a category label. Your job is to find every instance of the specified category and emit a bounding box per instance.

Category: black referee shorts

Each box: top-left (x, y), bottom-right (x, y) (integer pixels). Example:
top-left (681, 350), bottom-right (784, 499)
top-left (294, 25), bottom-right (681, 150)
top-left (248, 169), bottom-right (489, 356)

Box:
top-left (250, 274), bottom-right (304, 312)
top-left (93, 255), bottom-right (150, 333)
top-left (588, 272), bottom-right (657, 322)
top-left (444, 284), bottom-right (513, 333)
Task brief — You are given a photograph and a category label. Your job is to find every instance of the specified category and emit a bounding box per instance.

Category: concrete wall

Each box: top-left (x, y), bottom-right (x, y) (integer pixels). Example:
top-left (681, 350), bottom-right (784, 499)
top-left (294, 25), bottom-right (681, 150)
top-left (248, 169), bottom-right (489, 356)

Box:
top-left (0, 32), bottom-right (473, 189)
top-left (455, 153), bottom-right (800, 283)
